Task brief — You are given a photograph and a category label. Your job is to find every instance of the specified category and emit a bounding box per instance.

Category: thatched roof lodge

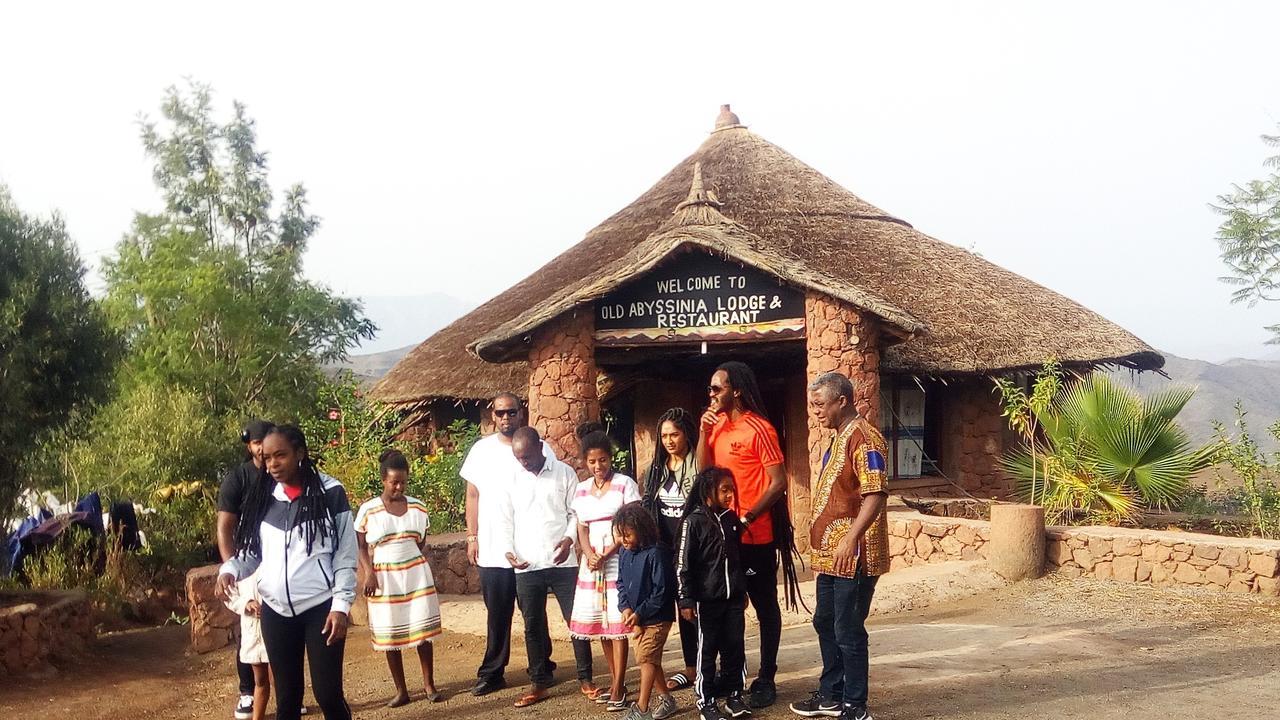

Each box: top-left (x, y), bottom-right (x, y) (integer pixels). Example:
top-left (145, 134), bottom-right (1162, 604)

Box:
top-left (374, 105), bottom-right (1161, 529)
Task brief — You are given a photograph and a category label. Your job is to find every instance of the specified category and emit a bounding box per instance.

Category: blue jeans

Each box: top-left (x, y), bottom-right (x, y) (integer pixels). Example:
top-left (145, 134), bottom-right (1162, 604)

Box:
top-left (812, 570), bottom-right (879, 708)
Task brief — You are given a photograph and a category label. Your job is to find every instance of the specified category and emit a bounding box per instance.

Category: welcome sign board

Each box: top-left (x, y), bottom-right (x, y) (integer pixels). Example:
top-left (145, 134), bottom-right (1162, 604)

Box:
top-left (595, 253), bottom-right (805, 345)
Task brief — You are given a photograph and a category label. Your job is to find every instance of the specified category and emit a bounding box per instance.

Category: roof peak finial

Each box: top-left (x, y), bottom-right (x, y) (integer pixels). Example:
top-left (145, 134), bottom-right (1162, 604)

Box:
top-left (664, 162), bottom-right (737, 230)
top-left (713, 104), bottom-right (745, 132)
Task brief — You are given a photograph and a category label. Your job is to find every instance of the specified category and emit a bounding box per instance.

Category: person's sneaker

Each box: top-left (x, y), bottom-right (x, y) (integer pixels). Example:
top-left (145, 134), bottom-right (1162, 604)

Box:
top-left (790, 692), bottom-right (843, 718)
top-left (652, 693), bottom-right (679, 720)
top-left (233, 695), bottom-right (253, 720)
top-left (699, 703), bottom-right (728, 720)
top-left (725, 693), bottom-right (753, 718)
top-left (841, 707), bottom-right (873, 720)
top-left (627, 703), bottom-right (655, 720)
top-left (746, 680), bottom-right (776, 709)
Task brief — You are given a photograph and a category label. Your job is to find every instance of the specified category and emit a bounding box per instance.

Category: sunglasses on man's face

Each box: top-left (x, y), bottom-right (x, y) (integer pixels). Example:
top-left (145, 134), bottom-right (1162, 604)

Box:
top-left (708, 385), bottom-right (727, 394)
top-left (494, 408), bottom-right (520, 418)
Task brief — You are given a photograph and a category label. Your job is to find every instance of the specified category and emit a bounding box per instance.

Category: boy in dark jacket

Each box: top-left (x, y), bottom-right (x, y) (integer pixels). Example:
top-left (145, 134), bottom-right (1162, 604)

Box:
top-left (677, 467), bottom-right (750, 720)
top-left (616, 502), bottom-right (679, 720)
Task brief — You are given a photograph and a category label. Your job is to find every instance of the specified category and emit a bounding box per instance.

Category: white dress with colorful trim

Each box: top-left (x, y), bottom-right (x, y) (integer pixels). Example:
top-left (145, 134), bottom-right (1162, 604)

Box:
top-left (568, 474), bottom-right (641, 639)
top-left (355, 496), bottom-right (442, 651)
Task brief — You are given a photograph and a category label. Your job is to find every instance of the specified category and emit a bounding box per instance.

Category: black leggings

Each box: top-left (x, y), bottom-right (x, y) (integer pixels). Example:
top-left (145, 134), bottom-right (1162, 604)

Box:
top-left (260, 600), bottom-right (350, 720)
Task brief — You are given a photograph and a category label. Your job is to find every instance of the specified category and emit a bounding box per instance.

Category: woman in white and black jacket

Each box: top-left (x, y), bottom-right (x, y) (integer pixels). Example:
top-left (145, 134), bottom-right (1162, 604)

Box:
top-left (217, 425), bottom-right (358, 720)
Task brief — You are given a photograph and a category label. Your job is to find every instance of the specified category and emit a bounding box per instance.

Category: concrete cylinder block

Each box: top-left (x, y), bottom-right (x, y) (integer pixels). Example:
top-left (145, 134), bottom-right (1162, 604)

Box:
top-left (988, 503), bottom-right (1046, 581)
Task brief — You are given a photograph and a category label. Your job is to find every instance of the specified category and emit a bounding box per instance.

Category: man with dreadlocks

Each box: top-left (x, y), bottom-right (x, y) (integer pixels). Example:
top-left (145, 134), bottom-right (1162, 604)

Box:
top-left (217, 425), bottom-right (358, 720)
top-left (695, 361), bottom-right (796, 709)
top-left (790, 372), bottom-right (888, 720)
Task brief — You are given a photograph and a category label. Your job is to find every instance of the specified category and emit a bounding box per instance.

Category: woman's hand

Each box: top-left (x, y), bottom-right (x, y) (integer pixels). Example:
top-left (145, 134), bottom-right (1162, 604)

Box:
top-left (586, 550), bottom-right (602, 571)
top-left (323, 611), bottom-right (349, 646)
top-left (363, 573), bottom-right (380, 598)
top-left (215, 573), bottom-right (237, 601)
top-left (245, 598), bottom-right (261, 618)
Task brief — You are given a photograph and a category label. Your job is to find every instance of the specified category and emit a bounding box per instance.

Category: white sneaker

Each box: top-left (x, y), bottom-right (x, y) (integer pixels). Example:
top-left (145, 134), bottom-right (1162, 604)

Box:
top-left (234, 695), bottom-right (253, 720)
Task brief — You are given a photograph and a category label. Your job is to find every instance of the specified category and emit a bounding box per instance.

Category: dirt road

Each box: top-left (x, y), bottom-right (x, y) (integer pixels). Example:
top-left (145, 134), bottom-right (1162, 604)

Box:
top-left (3, 575), bottom-right (1278, 720)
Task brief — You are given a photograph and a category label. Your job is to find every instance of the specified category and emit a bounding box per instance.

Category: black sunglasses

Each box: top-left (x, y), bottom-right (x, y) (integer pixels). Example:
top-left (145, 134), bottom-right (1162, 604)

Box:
top-left (494, 408), bottom-right (520, 418)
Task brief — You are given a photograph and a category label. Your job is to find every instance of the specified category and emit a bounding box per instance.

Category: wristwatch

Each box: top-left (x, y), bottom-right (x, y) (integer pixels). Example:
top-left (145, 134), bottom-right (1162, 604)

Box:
top-left (743, 511), bottom-right (757, 526)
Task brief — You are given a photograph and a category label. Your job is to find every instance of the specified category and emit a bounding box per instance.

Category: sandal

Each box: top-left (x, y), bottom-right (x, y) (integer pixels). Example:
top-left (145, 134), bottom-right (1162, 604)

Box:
top-left (581, 685), bottom-right (603, 700)
top-left (514, 691), bottom-right (548, 708)
top-left (666, 673), bottom-right (692, 691)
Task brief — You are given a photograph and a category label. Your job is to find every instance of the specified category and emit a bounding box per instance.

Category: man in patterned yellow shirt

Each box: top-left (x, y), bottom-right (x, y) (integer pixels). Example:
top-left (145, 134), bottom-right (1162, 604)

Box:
top-left (790, 372), bottom-right (889, 720)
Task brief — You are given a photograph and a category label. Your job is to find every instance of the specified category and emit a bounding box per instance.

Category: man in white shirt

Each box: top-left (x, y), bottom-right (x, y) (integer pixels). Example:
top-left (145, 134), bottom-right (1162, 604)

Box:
top-left (499, 426), bottom-right (594, 708)
top-left (461, 392), bottom-right (554, 696)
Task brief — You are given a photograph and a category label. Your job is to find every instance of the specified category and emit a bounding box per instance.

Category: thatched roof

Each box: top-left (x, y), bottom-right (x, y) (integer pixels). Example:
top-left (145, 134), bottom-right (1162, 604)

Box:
top-left (373, 106), bottom-right (1161, 406)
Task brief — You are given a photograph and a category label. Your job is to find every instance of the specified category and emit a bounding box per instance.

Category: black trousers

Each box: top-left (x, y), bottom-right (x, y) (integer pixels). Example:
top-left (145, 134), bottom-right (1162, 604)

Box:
top-left (514, 567), bottom-right (594, 688)
top-left (477, 566), bottom-right (517, 683)
top-left (694, 595), bottom-right (747, 708)
top-left (260, 600), bottom-right (350, 720)
top-left (741, 542), bottom-right (781, 684)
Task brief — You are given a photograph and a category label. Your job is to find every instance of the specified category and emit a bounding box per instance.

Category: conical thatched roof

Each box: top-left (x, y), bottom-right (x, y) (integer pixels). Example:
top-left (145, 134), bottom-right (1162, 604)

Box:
top-left (373, 108), bottom-right (1161, 406)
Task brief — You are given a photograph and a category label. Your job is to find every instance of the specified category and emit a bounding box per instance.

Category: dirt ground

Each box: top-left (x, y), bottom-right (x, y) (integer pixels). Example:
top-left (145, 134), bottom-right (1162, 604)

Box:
top-left (3, 575), bottom-right (1279, 720)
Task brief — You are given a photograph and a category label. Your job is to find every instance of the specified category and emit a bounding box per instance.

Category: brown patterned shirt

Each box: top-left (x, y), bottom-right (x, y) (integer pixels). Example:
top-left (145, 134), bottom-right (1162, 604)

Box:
top-left (809, 417), bottom-right (890, 577)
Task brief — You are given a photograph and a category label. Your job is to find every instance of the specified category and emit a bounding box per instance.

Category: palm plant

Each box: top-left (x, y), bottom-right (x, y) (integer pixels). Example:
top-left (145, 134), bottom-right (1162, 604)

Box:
top-left (999, 368), bottom-right (1215, 524)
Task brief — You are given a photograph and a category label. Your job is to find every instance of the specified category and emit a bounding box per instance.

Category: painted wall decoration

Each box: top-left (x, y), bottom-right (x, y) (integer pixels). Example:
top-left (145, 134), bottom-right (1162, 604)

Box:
top-left (595, 253), bottom-right (804, 345)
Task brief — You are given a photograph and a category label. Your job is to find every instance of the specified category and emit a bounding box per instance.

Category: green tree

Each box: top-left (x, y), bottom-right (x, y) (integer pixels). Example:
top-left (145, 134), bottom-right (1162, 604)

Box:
top-left (1215, 125), bottom-right (1280, 341)
top-left (0, 188), bottom-right (118, 515)
top-left (102, 82), bottom-right (375, 421)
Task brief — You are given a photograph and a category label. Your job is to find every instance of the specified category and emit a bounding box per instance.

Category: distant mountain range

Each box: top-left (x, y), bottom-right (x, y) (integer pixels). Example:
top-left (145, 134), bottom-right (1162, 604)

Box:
top-left (1109, 353), bottom-right (1280, 450)
top-left (332, 293), bottom-right (1280, 451)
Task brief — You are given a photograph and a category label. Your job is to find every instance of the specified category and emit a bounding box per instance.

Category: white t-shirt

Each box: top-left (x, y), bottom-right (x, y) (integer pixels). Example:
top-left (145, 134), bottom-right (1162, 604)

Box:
top-left (460, 433), bottom-right (555, 568)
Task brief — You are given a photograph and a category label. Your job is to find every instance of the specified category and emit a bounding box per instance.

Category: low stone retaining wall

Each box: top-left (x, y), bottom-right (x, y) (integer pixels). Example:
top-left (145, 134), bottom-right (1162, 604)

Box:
top-left (887, 511), bottom-right (990, 567)
top-left (0, 589), bottom-right (95, 675)
top-left (186, 533), bottom-right (481, 653)
top-left (1046, 526), bottom-right (1280, 596)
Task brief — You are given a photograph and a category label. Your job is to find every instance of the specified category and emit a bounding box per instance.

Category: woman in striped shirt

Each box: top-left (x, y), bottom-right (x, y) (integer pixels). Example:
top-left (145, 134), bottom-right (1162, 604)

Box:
top-left (355, 450), bottom-right (444, 707)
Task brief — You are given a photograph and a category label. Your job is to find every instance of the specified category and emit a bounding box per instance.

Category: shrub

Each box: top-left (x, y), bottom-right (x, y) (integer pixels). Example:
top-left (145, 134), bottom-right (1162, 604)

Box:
top-left (997, 364), bottom-right (1213, 524)
top-left (1212, 404), bottom-right (1280, 538)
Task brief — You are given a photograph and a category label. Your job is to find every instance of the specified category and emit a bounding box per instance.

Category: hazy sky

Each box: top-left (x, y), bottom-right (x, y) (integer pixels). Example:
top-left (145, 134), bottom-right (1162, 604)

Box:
top-left (3, 1), bottom-right (1279, 362)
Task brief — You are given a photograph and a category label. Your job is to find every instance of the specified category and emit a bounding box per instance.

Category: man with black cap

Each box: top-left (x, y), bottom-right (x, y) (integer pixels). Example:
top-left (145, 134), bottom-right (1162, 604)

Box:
top-left (217, 419), bottom-right (275, 720)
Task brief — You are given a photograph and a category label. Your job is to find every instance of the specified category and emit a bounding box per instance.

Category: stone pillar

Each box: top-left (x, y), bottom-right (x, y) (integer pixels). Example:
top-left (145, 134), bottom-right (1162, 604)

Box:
top-left (527, 309), bottom-right (599, 472)
top-left (988, 503), bottom-right (1046, 581)
top-left (804, 292), bottom-right (881, 482)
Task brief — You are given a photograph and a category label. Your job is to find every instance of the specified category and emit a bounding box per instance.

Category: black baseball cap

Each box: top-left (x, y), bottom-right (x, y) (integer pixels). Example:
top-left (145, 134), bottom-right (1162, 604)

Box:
top-left (240, 420), bottom-right (276, 444)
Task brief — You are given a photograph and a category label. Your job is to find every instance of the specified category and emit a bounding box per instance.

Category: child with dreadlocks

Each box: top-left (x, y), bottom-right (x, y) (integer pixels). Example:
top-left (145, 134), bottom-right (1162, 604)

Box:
top-left (677, 467), bottom-right (749, 720)
top-left (217, 425), bottom-right (358, 720)
top-left (696, 361), bottom-right (801, 710)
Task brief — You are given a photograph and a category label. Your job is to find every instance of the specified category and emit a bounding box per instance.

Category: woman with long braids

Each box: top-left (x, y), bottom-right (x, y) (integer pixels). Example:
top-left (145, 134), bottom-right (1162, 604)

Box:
top-left (640, 407), bottom-right (701, 692)
top-left (217, 425), bottom-right (358, 720)
top-left (695, 361), bottom-right (802, 710)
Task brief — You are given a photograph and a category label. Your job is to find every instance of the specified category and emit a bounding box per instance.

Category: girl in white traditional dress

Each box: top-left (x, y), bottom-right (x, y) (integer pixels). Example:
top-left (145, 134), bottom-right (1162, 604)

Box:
top-left (355, 450), bottom-right (444, 708)
top-left (225, 571), bottom-right (271, 720)
top-left (569, 430), bottom-right (641, 710)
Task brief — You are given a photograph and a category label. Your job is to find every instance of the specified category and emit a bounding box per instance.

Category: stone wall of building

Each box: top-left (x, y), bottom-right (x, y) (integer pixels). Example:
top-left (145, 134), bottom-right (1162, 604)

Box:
top-left (804, 292), bottom-right (880, 511)
top-left (936, 380), bottom-right (1012, 497)
top-left (527, 310), bottom-right (599, 472)
top-left (0, 590), bottom-right (95, 675)
top-left (1046, 526), bottom-right (1280, 595)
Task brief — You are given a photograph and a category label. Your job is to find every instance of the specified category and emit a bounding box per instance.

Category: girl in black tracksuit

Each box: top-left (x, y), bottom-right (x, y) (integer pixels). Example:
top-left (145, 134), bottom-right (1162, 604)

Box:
top-left (676, 467), bottom-right (749, 720)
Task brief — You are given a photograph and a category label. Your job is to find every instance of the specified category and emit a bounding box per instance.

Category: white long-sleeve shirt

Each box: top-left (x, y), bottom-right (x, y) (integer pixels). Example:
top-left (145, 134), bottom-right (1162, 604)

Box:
top-left (496, 457), bottom-right (580, 573)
